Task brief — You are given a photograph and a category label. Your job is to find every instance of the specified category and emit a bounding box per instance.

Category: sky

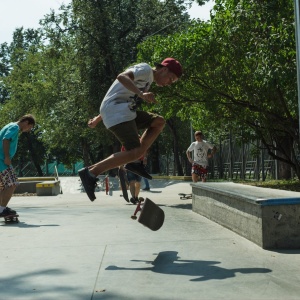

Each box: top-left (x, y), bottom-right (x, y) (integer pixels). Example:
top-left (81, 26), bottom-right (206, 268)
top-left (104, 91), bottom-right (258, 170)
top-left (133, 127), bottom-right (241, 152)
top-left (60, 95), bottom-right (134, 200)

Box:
top-left (0, 0), bottom-right (214, 45)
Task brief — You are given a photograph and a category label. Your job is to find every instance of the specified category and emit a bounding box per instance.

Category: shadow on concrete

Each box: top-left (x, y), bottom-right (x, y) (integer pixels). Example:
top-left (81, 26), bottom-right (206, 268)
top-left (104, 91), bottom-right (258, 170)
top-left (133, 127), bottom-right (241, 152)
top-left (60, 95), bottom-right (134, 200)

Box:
top-left (0, 222), bottom-right (59, 228)
top-left (170, 203), bottom-right (192, 210)
top-left (271, 249), bottom-right (300, 254)
top-left (141, 190), bottom-right (162, 193)
top-left (106, 251), bottom-right (272, 282)
top-left (0, 269), bottom-right (87, 299)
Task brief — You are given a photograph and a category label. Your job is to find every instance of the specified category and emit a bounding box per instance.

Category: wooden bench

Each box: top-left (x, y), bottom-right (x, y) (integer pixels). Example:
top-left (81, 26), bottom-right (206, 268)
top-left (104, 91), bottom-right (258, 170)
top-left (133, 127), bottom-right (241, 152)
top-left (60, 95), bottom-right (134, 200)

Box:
top-left (36, 181), bottom-right (61, 196)
top-left (191, 182), bottom-right (300, 249)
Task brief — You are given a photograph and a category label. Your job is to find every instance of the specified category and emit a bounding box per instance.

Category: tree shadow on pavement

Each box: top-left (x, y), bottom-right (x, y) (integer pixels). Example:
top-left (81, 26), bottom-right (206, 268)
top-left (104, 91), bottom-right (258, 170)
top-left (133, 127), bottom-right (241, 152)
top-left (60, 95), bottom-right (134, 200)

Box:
top-left (106, 250), bottom-right (272, 282)
top-left (0, 269), bottom-right (87, 299)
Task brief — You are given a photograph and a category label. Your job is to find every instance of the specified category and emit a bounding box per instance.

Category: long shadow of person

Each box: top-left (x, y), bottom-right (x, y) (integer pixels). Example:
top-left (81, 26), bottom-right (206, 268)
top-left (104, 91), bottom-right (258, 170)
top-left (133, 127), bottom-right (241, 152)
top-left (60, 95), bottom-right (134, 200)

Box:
top-left (106, 251), bottom-right (271, 281)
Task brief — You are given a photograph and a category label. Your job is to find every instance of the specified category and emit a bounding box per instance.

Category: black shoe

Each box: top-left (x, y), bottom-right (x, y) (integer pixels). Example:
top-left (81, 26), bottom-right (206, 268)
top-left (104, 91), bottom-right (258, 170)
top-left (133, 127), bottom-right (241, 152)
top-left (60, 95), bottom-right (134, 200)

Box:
top-left (125, 163), bottom-right (152, 180)
top-left (142, 187), bottom-right (150, 191)
top-left (78, 167), bottom-right (98, 201)
top-left (130, 197), bottom-right (139, 205)
top-left (0, 208), bottom-right (16, 217)
top-left (5, 207), bottom-right (17, 215)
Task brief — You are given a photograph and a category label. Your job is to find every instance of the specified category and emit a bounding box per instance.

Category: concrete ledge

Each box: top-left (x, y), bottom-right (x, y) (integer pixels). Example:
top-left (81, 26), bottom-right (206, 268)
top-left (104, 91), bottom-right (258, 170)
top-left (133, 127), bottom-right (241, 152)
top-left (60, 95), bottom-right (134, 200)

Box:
top-left (36, 181), bottom-right (61, 196)
top-left (14, 177), bottom-right (57, 194)
top-left (152, 175), bottom-right (192, 181)
top-left (18, 177), bottom-right (56, 182)
top-left (191, 182), bottom-right (300, 249)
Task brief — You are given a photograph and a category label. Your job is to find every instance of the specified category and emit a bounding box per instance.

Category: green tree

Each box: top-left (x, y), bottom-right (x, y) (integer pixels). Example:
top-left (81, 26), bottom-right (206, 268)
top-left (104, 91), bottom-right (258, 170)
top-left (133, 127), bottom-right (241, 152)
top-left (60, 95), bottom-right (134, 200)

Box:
top-left (138, 0), bottom-right (300, 179)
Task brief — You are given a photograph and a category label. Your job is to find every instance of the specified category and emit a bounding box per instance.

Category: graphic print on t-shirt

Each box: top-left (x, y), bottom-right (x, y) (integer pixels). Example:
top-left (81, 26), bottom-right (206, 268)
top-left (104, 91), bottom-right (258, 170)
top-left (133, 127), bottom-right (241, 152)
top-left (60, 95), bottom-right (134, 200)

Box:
top-left (129, 82), bottom-right (150, 111)
top-left (195, 145), bottom-right (206, 162)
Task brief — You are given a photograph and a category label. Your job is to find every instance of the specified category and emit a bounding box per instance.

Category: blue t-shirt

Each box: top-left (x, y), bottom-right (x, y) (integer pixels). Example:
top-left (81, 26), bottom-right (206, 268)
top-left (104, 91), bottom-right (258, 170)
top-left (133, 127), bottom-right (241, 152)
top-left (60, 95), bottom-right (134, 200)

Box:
top-left (0, 122), bottom-right (19, 172)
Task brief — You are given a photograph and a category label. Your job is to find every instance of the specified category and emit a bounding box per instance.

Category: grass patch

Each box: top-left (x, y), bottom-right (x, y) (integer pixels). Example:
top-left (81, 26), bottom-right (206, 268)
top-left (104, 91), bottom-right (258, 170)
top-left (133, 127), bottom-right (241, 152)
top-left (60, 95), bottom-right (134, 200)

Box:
top-left (233, 179), bottom-right (300, 192)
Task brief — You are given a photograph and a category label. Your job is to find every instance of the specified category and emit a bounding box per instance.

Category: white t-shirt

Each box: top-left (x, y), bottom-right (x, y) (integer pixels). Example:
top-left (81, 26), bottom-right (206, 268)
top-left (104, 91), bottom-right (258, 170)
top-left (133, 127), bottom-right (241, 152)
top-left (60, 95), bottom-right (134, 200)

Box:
top-left (100, 63), bottom-right (153, 129)
top-left (187, 141), bottom-right (214, 167)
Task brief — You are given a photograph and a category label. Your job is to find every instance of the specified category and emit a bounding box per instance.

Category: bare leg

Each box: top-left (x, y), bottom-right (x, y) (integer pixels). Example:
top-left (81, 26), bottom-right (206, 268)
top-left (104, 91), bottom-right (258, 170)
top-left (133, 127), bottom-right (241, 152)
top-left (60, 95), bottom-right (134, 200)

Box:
top-left (89, 117), bottom-right (165, 176)
top-left (0, 185), bottom-right (16, 207)
top-left (135, 181), bottom-right (141, 198)
top-left (192, 173), bottom-right (198, 183)
top-left (129, 181), bottom-right (136, 198)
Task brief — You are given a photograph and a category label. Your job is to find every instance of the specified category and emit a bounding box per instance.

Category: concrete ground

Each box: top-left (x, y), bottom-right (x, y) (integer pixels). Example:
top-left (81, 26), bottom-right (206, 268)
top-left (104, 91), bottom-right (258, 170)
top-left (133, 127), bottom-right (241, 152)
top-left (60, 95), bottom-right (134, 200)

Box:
top-left (1, 177), bottom-right (300, 300)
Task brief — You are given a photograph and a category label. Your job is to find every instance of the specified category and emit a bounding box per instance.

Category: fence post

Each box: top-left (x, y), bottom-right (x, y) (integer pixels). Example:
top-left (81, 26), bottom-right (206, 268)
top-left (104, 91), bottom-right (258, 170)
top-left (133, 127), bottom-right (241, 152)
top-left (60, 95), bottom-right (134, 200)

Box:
top-left (219, 137), bottom-right (223, 179)
top-left (229, 130), bottom-right (233, 180)
top-left (261, 147), bottom-right (265, 181)
top-left (256, 139), bottom-right (260, 181)
top-left (241, 140), bottom-right (245, 180)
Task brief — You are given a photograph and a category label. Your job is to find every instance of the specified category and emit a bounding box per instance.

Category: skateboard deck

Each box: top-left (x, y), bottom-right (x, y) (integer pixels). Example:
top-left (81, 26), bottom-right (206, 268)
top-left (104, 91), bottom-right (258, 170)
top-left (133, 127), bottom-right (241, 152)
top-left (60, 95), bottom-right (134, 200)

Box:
top-left (131, 198), bottom-right (164, 231)
top-left (119, 168), bottom-right (129, 202)
top-left (1, 214), bottom-right (19, 223)
top-left (178, 193), bottom-right (192, 200)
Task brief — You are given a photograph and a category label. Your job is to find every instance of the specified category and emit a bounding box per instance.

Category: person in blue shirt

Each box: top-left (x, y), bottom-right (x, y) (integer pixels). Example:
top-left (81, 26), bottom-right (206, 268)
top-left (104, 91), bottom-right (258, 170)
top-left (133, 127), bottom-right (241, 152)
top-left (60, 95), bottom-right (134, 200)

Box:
top-left (0, 114), bottom-right (35, 217)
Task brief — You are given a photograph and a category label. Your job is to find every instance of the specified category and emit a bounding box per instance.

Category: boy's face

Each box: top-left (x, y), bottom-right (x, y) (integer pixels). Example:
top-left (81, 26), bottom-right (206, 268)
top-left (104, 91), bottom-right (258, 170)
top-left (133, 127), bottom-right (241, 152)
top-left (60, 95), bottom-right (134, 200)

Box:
top-left (20, 121), bottom-right (34, 132)
top-left (154, 67), bottom-right (178, 87)
top-left (195, 134), bottom-right (203, 142)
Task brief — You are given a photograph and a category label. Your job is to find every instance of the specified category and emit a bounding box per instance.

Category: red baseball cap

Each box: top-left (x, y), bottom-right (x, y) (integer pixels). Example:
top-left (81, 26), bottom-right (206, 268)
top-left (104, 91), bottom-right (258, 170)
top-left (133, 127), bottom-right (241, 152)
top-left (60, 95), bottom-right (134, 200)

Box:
top-left (156, 57), bottom-right (183, 78)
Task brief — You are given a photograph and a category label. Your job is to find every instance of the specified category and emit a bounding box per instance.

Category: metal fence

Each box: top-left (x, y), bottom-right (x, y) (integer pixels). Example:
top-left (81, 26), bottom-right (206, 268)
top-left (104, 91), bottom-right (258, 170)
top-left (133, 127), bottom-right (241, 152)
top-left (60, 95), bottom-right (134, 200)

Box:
top-left (14, 137), bottom-right (276, 180)
top-left (157, 137), bottom-right (276, 181)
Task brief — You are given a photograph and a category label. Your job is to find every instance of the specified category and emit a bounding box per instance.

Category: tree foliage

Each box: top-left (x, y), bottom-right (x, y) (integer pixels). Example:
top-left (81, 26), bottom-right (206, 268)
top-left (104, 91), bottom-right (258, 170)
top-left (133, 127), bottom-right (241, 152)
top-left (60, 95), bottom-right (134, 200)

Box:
top-left (1, 0), bottom-right (299, 179)
top-left (138, 0), bottom-right (300, 178)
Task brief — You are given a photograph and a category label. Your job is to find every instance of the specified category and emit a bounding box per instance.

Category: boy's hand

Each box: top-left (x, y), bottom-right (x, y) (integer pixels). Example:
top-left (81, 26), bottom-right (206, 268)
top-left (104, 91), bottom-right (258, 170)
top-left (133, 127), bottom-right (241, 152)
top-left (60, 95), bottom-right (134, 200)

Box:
top-left (4, 157), bottom-right (11, 166)
top-left (141, 92), bottom-right (156, 103)
top-left (88, 115), bottom-right (102, 128)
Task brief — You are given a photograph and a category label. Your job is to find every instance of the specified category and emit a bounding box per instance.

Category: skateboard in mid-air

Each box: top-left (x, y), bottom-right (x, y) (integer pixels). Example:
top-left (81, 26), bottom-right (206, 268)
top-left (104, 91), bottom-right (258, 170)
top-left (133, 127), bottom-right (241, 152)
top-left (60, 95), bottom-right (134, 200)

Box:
top-left (178, 193), bottom-right (192, 200)
top-left (131, 197), bottom-right (164, 231)
top-left (118, 168), bottom-right (129, 202)
top-left (1, 214), bottom-right (19, 224)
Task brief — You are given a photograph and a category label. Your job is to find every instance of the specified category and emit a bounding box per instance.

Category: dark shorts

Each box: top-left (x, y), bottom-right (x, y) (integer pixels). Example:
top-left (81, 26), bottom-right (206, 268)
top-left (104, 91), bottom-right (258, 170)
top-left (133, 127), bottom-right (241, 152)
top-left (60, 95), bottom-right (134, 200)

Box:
top-left (108, 111), bottom-right (160, 150)
top-left (126, 170), bottom-right (142, 183)
top-left (192, 163), bottom-right (208, 179)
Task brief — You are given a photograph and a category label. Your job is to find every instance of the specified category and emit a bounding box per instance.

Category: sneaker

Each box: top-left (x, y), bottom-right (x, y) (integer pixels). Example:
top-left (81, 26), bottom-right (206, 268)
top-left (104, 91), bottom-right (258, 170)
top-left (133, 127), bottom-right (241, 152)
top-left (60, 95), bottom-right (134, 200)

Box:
top-left (5, 207), bottom-right (17, 215)
top-left (124, 163), bottom-right (152, 180)
top-left (78, 167), bottom-right (98, 201)
top-left (0, 208), bottom-right (16, 217)
top-left (130, 197), bottom-right (137, 204)
top-left (142, 187), bottom-right (150, 191)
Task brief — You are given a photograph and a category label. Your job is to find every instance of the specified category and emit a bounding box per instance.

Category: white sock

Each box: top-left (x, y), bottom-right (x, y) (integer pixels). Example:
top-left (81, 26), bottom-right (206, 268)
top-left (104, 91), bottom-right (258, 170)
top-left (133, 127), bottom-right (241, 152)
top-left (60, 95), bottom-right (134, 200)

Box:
top-left (0, 206), bottom-right (5, 213)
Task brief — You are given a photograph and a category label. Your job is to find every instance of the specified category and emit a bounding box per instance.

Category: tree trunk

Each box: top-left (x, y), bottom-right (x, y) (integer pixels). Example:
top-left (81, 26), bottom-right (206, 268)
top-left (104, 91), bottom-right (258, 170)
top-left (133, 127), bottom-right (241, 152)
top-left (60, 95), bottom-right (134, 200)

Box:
top-left (150, 142), bottom-right (160, 174)
top-left (166, 119), bottom-right (184, 176)
top-left (26, 134), bottom-right (43, 176)
top-left (82, 139), bottom-right (90, 167)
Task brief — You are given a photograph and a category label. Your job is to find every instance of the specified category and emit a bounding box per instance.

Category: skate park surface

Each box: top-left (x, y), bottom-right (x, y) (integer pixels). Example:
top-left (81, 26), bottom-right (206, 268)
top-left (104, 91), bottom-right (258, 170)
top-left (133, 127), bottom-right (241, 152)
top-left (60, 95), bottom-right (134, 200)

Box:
top-left (1, 176), bottom-right (300, 300)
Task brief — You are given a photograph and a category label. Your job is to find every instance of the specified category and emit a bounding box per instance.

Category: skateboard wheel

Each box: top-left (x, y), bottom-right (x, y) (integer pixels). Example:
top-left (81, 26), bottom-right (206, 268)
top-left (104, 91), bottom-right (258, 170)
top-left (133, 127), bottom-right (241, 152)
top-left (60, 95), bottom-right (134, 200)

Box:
top-left (131, 215), bottom-right (137, 220)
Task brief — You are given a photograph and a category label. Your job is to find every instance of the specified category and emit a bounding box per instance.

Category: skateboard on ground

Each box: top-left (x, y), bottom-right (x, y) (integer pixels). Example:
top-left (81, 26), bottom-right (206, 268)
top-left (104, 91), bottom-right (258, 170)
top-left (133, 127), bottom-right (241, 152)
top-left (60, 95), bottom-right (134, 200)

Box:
top-left (1, 214), bottom-right (19, 224)
top-left (118, 168), bottom-right (129, 202)
top-left (131, 197), bottom-right (164, 231)
top-left (178, 193), bottom-right (192, 200)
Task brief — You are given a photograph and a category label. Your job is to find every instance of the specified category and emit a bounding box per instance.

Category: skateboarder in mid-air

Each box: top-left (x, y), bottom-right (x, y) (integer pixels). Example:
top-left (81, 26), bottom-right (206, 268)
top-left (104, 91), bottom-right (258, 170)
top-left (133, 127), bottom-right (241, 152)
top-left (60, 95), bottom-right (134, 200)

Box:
top-left (0, 115), bottom-right (36, 219)
top-left (79, 58), bottom-right (183, 201)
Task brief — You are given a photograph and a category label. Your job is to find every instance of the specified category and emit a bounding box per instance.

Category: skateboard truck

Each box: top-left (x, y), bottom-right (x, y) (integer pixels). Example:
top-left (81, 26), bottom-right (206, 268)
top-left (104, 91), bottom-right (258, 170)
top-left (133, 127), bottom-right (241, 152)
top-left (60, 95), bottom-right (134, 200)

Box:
top-left (1, 214), bottom-right (19, 224)
top-left (130, 197), bottom-right (164, 231)
top-left (131, 197), bottom-right (144, 219)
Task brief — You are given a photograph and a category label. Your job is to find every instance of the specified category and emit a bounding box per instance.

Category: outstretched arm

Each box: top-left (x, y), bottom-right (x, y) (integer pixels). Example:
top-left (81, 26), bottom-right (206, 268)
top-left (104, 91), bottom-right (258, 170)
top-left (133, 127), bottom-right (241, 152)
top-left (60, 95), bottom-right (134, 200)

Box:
top-left (88, 114), bottom-right (102, 128)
